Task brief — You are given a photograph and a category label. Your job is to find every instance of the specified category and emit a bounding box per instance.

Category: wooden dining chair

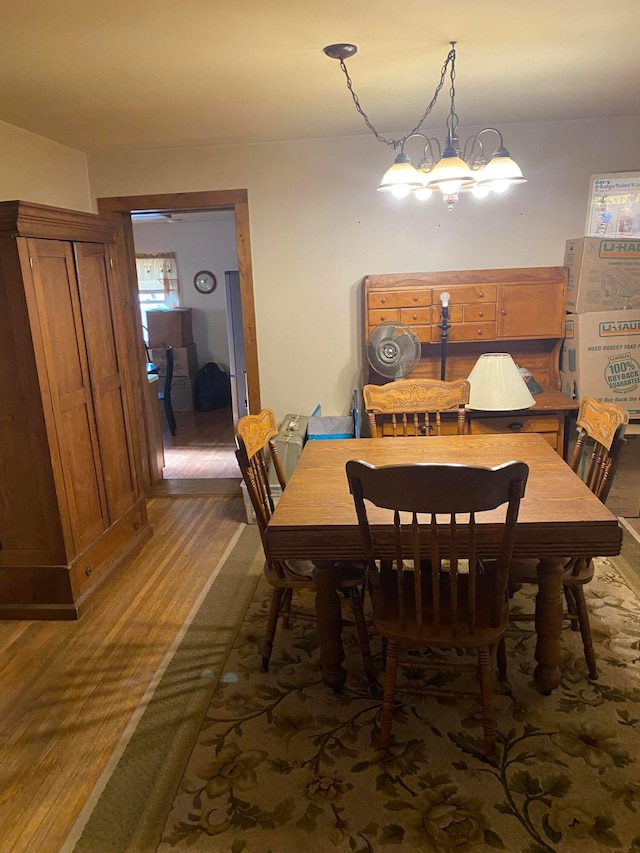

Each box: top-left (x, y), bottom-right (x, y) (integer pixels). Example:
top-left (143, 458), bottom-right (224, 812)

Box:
top-left (235, 408), bottom-right (375, 688)
top-left (507, 396), bottom-right (628, 680)
top-left (158, 346), bottom-right (177, 436)
top-left (346, 458), bottom-right (529, 758)
top-left (363, 378), bottom-right (470, 437)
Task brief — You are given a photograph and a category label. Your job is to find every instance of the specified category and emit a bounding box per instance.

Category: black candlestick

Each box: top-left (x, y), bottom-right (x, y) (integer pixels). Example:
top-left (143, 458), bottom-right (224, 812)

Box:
top-left (439, 292), bottom-right (451, 380)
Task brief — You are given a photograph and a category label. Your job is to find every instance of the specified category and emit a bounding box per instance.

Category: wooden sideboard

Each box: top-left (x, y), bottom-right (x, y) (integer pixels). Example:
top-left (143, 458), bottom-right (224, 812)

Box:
top-left (363, 267), bottom-right (579, 454)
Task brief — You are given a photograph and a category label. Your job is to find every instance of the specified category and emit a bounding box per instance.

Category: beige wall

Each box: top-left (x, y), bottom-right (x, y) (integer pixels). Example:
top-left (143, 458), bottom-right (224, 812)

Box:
top-left (0, 120), bottom-right (91, 210)
top-left (89, 115), bottom-right (640, 419)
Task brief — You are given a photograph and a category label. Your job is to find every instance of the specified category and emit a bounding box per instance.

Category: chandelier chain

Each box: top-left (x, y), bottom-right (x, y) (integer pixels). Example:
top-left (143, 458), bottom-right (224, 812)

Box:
top-left (338, 47), bottom-right (455, 150)
top-left (446, 47), bottom-right (458, 135)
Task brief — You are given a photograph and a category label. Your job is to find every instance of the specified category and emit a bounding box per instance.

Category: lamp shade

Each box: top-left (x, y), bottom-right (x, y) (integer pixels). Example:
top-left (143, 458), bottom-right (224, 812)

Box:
top-left (467, 353), bottom-right (535, 411)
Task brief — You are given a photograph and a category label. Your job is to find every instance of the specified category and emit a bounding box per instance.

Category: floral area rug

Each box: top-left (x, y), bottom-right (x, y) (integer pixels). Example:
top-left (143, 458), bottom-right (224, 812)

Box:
top-left (158, 556), bottom-right (640, 853)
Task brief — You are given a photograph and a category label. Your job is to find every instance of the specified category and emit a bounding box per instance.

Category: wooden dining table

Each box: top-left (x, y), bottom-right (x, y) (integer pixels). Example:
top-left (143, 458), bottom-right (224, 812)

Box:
top-left (265, 434), bottom-right (623, 694)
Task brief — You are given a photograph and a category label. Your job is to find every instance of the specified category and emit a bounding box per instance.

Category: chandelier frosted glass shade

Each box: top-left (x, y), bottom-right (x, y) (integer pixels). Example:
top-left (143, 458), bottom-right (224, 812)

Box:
top-left (423, 148), bottom-right (476, 195)
top-left (377, 152), bottom-right (423, 197)
top-left (474, 148), bottom-right (527, 194)
top-left (467, 353), bottom-right (535, 411)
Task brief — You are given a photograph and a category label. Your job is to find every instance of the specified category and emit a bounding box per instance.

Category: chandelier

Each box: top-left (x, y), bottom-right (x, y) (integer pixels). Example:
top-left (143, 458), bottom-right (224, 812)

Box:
top-left (323, 42), bottom-right (526, 210)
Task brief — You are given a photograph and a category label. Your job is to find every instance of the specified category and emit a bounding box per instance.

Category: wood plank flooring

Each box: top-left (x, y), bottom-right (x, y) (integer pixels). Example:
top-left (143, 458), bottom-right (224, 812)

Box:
top-left (0, 493), bottom-right (246, 852)
top-left (160, 406), bottom-right (240, 480)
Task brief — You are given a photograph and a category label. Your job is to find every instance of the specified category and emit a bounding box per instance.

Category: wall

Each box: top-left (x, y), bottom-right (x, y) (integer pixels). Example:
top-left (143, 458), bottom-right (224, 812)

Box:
top-left (132, 217), bottom-right (238, 370)
top-left (88, 115), bottom-right (640, 420)
top-left (0, 120), bottom-right (91, 210)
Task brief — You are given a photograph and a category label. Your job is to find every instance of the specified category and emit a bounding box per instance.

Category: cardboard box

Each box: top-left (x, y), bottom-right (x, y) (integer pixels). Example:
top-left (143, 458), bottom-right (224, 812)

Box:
top-left (560, 311), bottom-right (640, 416)
top-left (606, 429), bottom-right (640, 517)
top-left (147, 308), bottom-right (193, 348)
top-left (150, 342), bottom-right (198, 377)
top-left (564, 238), bottom-right (640, 313)
top-left (168, 376), bottom-right (195, 411)
top-left (308, 415), bottom-right (354, 440)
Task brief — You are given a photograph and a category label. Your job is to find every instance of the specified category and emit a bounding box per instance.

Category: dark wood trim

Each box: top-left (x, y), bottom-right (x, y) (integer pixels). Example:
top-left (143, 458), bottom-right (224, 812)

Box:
top-left (98, 189), bottom-right (248, 212)
top-left (96, 189), bottom-right (262, 489)
top-left (0, 199), bottom-right (122, 243)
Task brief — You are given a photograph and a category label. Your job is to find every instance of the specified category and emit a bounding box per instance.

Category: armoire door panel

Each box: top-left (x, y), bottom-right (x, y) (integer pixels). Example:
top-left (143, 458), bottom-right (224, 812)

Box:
top-left (74, 242), bottom-right (136, 521)
top-left (34, 250), bottom-right (87, 397)
top-left (28, 238), bottom-right (107, 554)
top-left (60, 406), bottom-right (109, 551)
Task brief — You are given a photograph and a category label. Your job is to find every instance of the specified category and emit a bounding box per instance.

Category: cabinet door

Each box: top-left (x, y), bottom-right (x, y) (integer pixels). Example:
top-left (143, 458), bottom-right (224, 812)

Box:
top-left (74, 242), bottom-right (137, 522)
top-left (27, 239), bottom-right (108, 555)
top-left (497, 283), bottom-right (565, 339)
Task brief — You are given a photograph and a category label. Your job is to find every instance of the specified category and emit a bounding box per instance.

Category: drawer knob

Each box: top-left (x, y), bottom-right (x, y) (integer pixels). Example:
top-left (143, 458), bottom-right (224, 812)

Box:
top-left (85, 566), bottom-right (92, 577)
top-left (478, 291), bottom-right (484, 297)
top-left (413, 295), bottom-right (419, 302)
top-left (412, 313), bottom-right (417, 320)
top-left (381, 297), bottom-right (387, 304)
top-left (380, 314), bottom-right (386, 321)
top-left (501, 309), bottom-right (507, 315)
top-left (508, 422), bottom-right (524, 431)
top-left (477, 329), bottom-right (483, 336)
top-left (478, 311), bottom-right (484, 318)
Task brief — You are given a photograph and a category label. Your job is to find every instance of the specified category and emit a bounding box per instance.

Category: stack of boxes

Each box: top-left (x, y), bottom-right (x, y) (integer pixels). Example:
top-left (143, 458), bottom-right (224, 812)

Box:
top-left (147, 308), bottom-right (198, 411)
top-left (560, 237), bottom-right (640, 516)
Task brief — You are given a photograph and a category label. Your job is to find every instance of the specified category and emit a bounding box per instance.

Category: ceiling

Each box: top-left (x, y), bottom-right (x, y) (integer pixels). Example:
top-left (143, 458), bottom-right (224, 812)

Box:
top-left (1, 1), bottom-right (639, 154)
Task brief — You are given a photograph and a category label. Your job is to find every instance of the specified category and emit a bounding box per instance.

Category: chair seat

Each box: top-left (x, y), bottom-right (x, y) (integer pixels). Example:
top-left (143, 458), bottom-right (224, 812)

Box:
top-left (372, 570), bottom-right (508, 648)
top-left (509, 556), bottom-right (593, 586)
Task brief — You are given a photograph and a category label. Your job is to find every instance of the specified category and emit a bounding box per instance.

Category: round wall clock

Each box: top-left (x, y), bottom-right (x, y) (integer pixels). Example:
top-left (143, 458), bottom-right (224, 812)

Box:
top-left (193, 270), bottom-right (217, 294)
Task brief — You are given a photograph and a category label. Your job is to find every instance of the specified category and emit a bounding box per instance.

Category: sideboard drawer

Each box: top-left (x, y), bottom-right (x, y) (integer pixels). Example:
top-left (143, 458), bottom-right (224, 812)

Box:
top-left (432, 322), bottom-right (496, 342)
top-left (431, 305), bottom-right (464, 324)
top-left (400, 307), bottom-right (433, 325)
top-left (470, 414), bottom-right (561, 451)
top-left (433, 284), bottom-right (497, 304)
top-left (464, 304), bottom-right (496, 322)
top-left (369, 308), bottom-right (400, 325)
top-left (369, 290), bottom-right (432, 309)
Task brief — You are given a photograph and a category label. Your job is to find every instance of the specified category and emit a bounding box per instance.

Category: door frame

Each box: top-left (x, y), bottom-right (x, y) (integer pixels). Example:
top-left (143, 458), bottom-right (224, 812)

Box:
top-left (96, 189), bottom-right (261, 416)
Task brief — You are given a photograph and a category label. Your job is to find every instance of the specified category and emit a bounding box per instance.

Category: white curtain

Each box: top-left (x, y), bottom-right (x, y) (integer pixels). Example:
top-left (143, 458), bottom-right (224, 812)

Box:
top-left (135, 252), bottom-right (180, 303)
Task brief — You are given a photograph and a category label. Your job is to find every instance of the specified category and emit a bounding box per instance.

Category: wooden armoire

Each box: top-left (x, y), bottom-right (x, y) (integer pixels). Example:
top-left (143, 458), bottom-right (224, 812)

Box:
top-left (0, 200), bottom-right (152, 619)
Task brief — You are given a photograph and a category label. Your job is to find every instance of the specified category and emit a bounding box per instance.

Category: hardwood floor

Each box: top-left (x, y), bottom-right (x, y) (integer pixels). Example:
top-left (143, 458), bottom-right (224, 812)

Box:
top-left (0, 494), bottom-right (246, 852)
top-left (153, 405), bottom-right (242, 497)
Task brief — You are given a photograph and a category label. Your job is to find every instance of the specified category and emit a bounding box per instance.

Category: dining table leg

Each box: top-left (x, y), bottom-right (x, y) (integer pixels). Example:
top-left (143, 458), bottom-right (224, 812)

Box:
top-left (534, 557), bottom-right (566, 693)
top-left (313, 562), bottom-right (347, 692)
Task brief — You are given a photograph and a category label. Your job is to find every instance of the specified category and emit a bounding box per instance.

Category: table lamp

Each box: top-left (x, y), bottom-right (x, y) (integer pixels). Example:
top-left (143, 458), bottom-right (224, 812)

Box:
top-left (467, 353), bottom-right (535, 410)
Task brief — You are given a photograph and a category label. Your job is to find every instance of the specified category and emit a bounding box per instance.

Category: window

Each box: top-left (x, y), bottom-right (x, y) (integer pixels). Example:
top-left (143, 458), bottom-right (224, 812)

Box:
top-left (135, 253), bottom-right (181, 344)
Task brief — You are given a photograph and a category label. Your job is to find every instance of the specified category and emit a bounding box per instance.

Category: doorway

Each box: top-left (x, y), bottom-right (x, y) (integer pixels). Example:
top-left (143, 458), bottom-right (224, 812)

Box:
top-left (97, 190), bottom-right (261, 494)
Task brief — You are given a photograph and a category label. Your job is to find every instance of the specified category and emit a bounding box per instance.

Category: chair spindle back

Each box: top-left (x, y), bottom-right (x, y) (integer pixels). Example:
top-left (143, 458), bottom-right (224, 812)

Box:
top-left (347, 460), bottom-right (529, 634)
top-left (569, 396), bottom-right (628, 503)
top-left (363, 378), bottom-right (470, 438)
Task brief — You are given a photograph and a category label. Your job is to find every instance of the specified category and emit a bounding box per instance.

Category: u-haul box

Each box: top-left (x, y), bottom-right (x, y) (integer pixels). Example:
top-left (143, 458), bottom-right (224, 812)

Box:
top-left (564, 238), bottom-right (640, 313)
top-left (560, 311), bottom-right (640, 416)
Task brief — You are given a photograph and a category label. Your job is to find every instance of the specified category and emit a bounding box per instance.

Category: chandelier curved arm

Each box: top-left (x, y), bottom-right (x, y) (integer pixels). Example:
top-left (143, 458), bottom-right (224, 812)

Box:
top-left (399, 132), bottom-right (441, 167)
top-left (462, 127), bottom-right (506, 169)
